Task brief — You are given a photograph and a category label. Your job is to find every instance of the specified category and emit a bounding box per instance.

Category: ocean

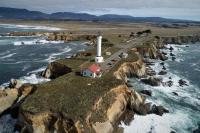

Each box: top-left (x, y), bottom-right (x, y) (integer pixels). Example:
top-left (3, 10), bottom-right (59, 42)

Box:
top-left (0, 24), bottom-right (88, 86)
top-left (122, 44), bottom-right (200, 133)
top-left (0, 24), bottom-right (200, 133)
top-left (0, 24), bottom-right (88, 132)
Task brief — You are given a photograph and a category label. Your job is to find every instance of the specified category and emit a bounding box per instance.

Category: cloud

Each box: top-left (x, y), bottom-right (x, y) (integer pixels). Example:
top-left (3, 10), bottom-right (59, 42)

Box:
top-left (0, 0), bottom-right (200, 20)
top-left (1, 0), bottom-right (200, 12)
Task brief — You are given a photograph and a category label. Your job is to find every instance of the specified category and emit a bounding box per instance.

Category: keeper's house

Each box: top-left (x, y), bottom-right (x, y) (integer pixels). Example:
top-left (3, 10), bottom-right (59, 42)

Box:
top-left (82, 64), bottom-right (102, 78)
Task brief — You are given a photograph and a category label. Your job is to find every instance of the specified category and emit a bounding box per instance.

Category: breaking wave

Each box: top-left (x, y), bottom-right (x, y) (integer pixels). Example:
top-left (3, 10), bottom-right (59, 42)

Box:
top-left (0, 24), bottom-right (62, 31)
top-left (13, 39), bottom-right (64, 46)
top-left (122, 44), bottom-right (200, 133)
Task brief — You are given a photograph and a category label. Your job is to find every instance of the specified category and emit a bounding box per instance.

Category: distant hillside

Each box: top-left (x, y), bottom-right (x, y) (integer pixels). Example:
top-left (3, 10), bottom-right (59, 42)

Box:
top-left (0, 7), bottom-right (48, 19)
top-left (50, 12), bottom-right (97, 20)
top-left (0, 7), bottom-right (197, 23)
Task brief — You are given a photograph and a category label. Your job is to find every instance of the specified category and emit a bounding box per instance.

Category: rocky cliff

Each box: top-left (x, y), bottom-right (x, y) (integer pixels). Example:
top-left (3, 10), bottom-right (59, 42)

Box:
top-left (162, 35), bottom-right (200, 44)
top-left (114, 57), bottom-right (146, 82)
top-left (47, 33), bottom-right (96, 42)
top-left (0, 36), bottom-right (171, 133)
top-left (136, 38), bottom-right (168, 61)
top-left (0, 82), bottom-right (36, 117)
top-left (41, 62), bottom-right (72, 79)
top-left (15, 85), bottom-right (146, 133)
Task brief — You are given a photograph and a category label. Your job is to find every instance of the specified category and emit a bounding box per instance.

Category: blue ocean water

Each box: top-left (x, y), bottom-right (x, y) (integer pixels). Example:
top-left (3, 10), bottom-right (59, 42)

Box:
top-left (123, 44), bottom-right (200, 133)
top-left (0, 24), bottom-right (89, 132)
top-left (0, 24), bottom-right (200, 133)
top-left (0, 24), bottom-right (88, 85)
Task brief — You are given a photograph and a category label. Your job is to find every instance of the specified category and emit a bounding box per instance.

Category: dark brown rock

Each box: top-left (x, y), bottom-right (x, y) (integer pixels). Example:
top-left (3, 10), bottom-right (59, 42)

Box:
top-left (158, 70), bottom-right (167, 75)
top-left (42, 62), bottom-right (72, 79)
top-left (170, 53), bottom-right (175, 57)
top-left (163, 81), bottom-right (173, 87)
top-left (158, 52), bottom-right (168, 61)
top-left (140, 90), bottom-right (152, 96)
top-left (151, 105), bottom-right (169, 116)
top-left (169, 46), bottom-right (174, 51)
top-left (178, 79), bottom-right (189, 87)
top-left (172, 92), bottom-right (178, 96)
top-left (141, 77), bottom-right (162, 86)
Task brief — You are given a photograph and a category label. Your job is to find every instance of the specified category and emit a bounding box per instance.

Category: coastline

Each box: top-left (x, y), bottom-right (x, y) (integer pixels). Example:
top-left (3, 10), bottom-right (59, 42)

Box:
top-left (123, 43), bottom-right (200, 133)
top-left (0, 22), bottom-right (200, 132)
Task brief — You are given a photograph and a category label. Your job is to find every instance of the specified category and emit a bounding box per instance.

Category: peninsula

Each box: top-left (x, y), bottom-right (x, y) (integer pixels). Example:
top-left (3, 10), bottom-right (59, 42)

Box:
top-left (0, 19), bottom-right (200, 133)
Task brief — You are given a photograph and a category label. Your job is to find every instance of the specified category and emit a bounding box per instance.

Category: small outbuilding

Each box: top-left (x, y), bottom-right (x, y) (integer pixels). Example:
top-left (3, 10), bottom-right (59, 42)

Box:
top-left (119, 52), bottom-right (128, 59)
top-left (82, 64), bottom-right (102, 78)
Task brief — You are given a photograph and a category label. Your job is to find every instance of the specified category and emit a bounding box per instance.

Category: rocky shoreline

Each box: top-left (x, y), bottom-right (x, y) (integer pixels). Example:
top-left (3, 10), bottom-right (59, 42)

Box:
top-left (2, 31), bottom-right (200, 45)
top-left (0, 34), bottom-right (200, 133)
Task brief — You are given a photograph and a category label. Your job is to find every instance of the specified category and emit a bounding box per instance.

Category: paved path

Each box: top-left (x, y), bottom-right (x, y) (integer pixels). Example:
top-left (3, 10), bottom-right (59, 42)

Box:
top-left (100, 37), bottom-right (148, 72)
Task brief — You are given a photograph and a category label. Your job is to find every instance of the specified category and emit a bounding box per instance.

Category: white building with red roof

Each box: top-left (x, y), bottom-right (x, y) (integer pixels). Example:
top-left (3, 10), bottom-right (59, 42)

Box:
top-left (82, 64), bottom-right (102, 78)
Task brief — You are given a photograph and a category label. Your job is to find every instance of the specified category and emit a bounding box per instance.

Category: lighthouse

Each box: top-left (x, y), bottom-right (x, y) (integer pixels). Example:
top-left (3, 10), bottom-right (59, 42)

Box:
top-left (95, 35), bottom-right (104, 63)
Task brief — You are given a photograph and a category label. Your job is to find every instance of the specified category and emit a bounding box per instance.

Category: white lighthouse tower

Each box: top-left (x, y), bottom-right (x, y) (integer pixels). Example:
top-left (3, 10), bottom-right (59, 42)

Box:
top-left (95, 35), bottom-right (104, 63)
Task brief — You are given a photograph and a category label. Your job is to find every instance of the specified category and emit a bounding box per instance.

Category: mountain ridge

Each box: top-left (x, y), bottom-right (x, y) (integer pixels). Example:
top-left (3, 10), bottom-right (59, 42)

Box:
top-left (0, 7), bottom-right (198, 23)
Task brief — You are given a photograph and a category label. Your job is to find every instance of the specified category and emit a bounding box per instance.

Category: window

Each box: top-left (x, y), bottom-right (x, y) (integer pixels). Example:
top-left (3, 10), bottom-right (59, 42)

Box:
top-left (84, 72), bottom-right (86, 75)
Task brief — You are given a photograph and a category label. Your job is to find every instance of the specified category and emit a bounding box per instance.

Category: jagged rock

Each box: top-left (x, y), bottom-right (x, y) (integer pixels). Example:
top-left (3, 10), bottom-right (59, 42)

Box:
top-left (172, 92), bottom-right (178, 96)
top-left (150, 105), bottom-right (169, 116)
top-left (172, 57), bottom-right (176, 61)
top-left (163, 81), bottom-right (173, 87)
top-left (169, 46), bottom-right (174, 51)
top-left (160, 62), bottom-right (165, 66)
top-left (17, 85), bottom-right (146, 133)
top-left (146, 68), bottom-right (156, 76)
top-left (162, 66), bottom-right (167, 70)
top-left (114, 57), bottom-right (146, 82)
top-left (158, 53), bottom-right (168, 61)
top-left (141, 77), bottom-right (162, 86)
top-left (158, 70), bottom-right (167, 75)
top-left (136, 103), bottom-right (169, 116)
top-left (42, 62), bottom-right (72, 79)
top-left (178, 79), bottom-right (188, 87)
top-left (146, 62), bottom-right (155, 66)
top-left (140, 90), bottom-right (152, 96)
top-left (170, 53), bottom-right (175, 56)
top-left (75, 52), bottom-right (92, 58)
top-left (17, 112), bottom-right (78, 133)
top-left (162, 52), bottom-right (167, 55)
top-left (0, 88), bottom-right (18, 115)
top-left (126, 83), bottom-right (133, 87)
top-left (136, 103), bottom-right (152, 115)
top-left (8, 32), bottom-right (37, 36)
top-left (9, 79), bottom-right (22, 89)
top-left (18, 84), bottom-right (37, 98)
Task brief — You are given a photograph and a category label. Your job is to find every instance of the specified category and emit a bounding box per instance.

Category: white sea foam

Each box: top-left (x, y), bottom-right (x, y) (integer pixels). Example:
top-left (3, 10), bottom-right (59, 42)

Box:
top-left (22, 64), bottom-right (31, 71)
top-left (122, 109), bottom-right (194, 133)
top-left (123, 44), bottom-right (200, 133)
top-left (45, 47), bottom-right (72, 62)
top-left (0, 115), bottom-right (18, 133)
top-left (0, 53), bottom-right (16, 59)
top-left (13, 39), bottom-right (64, 46)
top-left (19, 74), bottom-right (50, 84)
top-left (0, 24), bottom-right (62, 31)
top-left (27, 66), bottom-right (46, 75)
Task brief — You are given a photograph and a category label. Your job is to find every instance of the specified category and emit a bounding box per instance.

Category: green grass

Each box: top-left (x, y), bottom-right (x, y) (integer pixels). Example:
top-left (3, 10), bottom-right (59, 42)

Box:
top-left (21, 42), bottom-right (140, 124)
top-left (103, 47), bottom-right (121, 59)
top-left (22, 70), bottom-right (123, 122)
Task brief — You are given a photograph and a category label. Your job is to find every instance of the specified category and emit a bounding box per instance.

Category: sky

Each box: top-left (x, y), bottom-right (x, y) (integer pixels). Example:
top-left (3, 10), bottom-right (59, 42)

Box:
top-left (0, 0), bottom-right (200, 21)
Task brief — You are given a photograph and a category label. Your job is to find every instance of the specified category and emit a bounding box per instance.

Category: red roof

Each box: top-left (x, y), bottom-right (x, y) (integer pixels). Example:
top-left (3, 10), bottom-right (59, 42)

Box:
top-left (88, 64), bottom-right (100, 73)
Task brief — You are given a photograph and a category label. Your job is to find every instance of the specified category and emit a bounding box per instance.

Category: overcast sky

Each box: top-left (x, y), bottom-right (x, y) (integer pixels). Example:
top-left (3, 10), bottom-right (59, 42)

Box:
top-left (1, 0), bottom-right (200, 21)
